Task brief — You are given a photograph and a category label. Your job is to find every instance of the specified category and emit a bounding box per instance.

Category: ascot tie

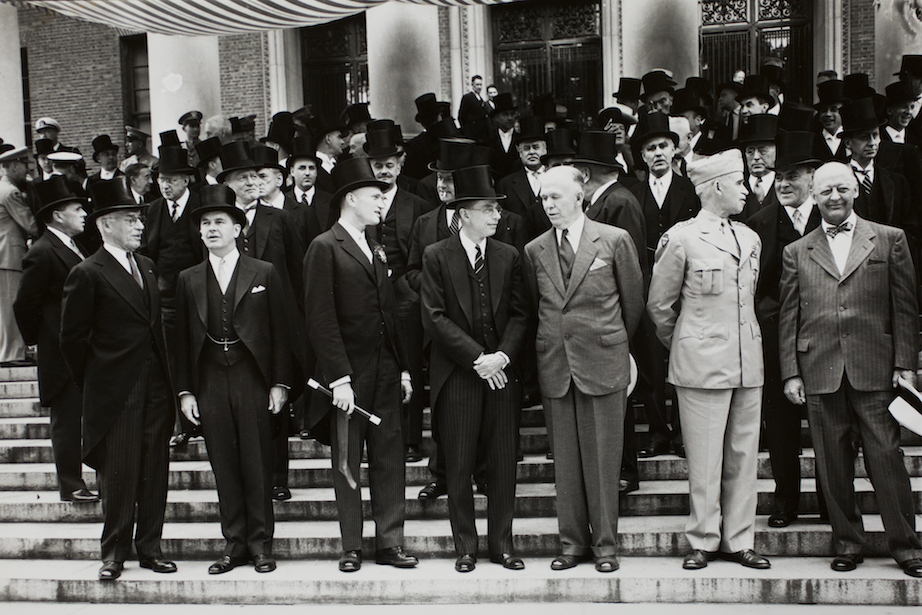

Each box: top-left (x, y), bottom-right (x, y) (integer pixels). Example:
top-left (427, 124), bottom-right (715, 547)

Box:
top-left (128, 253), bottom-right (144, 289)
top-left (170, 201), bottom-right (180, 222)
top-left (791, 209), bottom-right (805, 236)
top-left (449, 209), bottom-right (462, 236)
top-left (216, 257), bottom-right (230, 295)
top-left (474, 245), bottom-right (484, 274)
top-left (825, 221), bottom-right (853, 238)
top-left (558, 229), bottom-right (574, 284)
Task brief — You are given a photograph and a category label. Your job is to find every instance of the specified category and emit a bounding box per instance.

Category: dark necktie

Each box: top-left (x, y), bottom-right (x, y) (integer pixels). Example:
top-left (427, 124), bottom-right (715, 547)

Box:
top-left (558, 229), bottom-right (574, 284)
top-left (170, 201), bottom-right (179, 222)
top-left (855, 168), bottom-right (873, 195)
top-left (474, 245), bottom-right (484, 274)
top-left (449, 209), bottom-right (461, 236)
top-left (128, 253), bottom-right (144, 288)
top-left (825, 221), bottom-right (853, 238)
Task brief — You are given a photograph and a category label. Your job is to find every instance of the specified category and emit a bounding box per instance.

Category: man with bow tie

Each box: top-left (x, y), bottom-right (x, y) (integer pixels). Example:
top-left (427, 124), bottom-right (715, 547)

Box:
top-left (779, 161), bottom-right (922, 578)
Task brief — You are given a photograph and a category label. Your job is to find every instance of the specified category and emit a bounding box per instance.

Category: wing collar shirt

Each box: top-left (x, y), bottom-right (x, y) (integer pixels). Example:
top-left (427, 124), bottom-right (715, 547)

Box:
top-left (886, 125), bottom-right (906, 144)
top-left (822, 211), bottom-right (857, 275)
top-left (823, 128), bottom-right (844, 155)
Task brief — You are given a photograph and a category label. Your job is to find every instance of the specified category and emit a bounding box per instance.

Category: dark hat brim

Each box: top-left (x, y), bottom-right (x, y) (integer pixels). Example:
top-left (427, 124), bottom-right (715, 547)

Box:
top-left (773, 157), bottom-right (823, 171)
top-left (631, 129), bottom-right (680, 149)
top-left (364, 146), bottom-right (400, 158)
top-left (840, 118), bottom-right (887, 137)
top-left (190, 204), bottom-right (247, 227)
top-left (216, 162), bottom-right (260, 183)
top-left (448, 193), bottom-right (507, 207)
top-left (33, 195), bottom-right (88, 218)
top-left (287, 152), bottom-right (322, 168)
top-left (330, 179), bottom-right (390, 209)
top-left (569, 157), bottom-right (625, 173)
top-left (87, 202), bottom-right (147, 222)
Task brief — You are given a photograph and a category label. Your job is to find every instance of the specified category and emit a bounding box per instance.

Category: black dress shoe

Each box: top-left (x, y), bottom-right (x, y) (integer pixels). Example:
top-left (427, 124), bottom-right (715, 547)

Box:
top-left (405, 446), bottom-right (423, 463)
top-left (595, 556), bottom-right (619, 573)
top-left (638, 441), bottom-right (670, 458)
top-left (139, 557), bottom-right (177, 573)
top-left (209, 555), bottom-right (247, 574)
top-left (272, 486), bottom-right (292, 501)
top-left (768, 511), bottom-right (796, 528)
top-left (455, 553), bottom-right (476, 572)
top-left (418, 481), bottom-right (447, 499)
top-left (253, 554), bottom-right (277, 573)
top-left (169, 431), bottom-right (199, 448)
top-left (550, 554), bottom-right (590, 570)
top-left (475, 481), bottom-right (488, 496)
top-left (98, 561), bottom-right (123, 581)
top-left (682, 549), bottom-right (717, 570)
top-left (899, 558), bottom-right (922, 578)
top-left (490, 553), bottom-right (524, 570)
top-left (721, 549), bottom-right (770, 569)
top-left (339, 550), bottom-right (362, 572)
top-left (831, 554), bottom-right (863, 572)
top-left (672, 442), bottom-right (686, 458)
top-left (375, 546), bottom-right (418, 568)
top-left (299, 429), bottom-right (312, 440)
top-left (619, 479), bottom-right (639, 494)
top-left (63, 488), bottom-right (100, 503)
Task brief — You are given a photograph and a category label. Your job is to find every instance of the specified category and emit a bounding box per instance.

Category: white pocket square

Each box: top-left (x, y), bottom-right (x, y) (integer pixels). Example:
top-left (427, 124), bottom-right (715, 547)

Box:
top-left (589, 258), bottom-right (607, 271)
top-left (250, 285), bottom-right (266, 294)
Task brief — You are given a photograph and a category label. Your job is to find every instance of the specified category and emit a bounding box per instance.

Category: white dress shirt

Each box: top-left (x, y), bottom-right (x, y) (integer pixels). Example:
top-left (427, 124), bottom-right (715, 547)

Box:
top-left (525, 166), bottom-right (545, 196)
top-left (380, 185), bottom-right (398, 221)
top-left (749, 171), bottom-right (775, 202)
top-left (294, 185), bottom-right (316, 205)
top-left (338, 218), bottom-right (373, 263)
top-left (783, 198), bottom-right (814, 236)
top-left (822, 212), bottom-right (857, 275)
top-left (130, 188), bottom-right (146, 206)
top-left (264, 191), bottom-right (286, 210)
top-left (103, 243), bottom-right (135, 276)
top-left (823, 128), bottom-right (844, 155)
top-left (166, 188), bottom-right (191, 220)
top-left (885, 125), bottom-right (906, 144)
top-left (316, 151), bottom-right (336, 174)
top-left (555, 212), bottom-right (585, 252)
top-left (499, 128), bottom-right (514, 153)
top-left (99, 168), bottom-right (117, 181)
top-left (590, 179), bottom-right (619, 206)
top-left (208, 248), bottom-right (240, 295)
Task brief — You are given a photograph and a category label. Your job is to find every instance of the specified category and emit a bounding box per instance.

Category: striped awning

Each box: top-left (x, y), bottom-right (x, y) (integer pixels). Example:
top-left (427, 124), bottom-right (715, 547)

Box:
top-left (22, 0), bottom-right (513, 36)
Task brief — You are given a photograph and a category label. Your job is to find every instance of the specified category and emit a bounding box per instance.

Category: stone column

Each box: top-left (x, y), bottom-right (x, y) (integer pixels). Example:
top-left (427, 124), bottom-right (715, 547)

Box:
top-left (267, 29), bottom-right (303, 115)
top-left (0, 4), bottom-right (25, 147)
top-left (147, 34), bottom-right (221, 149)
top-left (621, 0), bottom-right (699, 85)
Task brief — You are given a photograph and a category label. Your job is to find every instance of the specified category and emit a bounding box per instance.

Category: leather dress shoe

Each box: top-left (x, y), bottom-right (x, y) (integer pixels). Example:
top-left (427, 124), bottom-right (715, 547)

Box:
top-left (595, 555), bottom-right (619, 573)
top-left (474, 481), bottom-right (488, 496)
top-left (455, 553), bottom-right (476, 572)
top-left (253, 554), bottom-right (277, 573)
top-left (63, 488), bottom-right (99, 503)
top-left (339, 550), bottom-right (362, 572)
top-left (405, 446), bottom-right (423, 463)
top-left (98, 561), bottom-right (123, 581)
top-left (672, 442), bottom-right (686, 458)
top-left (139, 557), bottom-right (177, 573)
top-left (272, 486), bottom-right (292, 501)
top-left (209, 555), bottom-right (246, 574)
top-left (638, 440), bottom-right (670, 458)
top-left (619, 479), bottom-right (639, 494)
top-left (418, 481), bottom-right (447, 499)
top-left (721, 549), bottom-right (771, 569)
top-left (899, 558), bottom-right (922, 578)
top-left (768, 511), bottom-right (796, 528)
top-left (550, 554), bottom-right (590, 570)
top-left (682, 549), bottom-right (717, 570)
top-left (831, 554), bottom-right (863, 572)
top-left (375, 546), bottom-right (418, 568)
top-left (490, 553), bottom-right (524, 570)
top-left (169, 430), bottom-right (201, 448)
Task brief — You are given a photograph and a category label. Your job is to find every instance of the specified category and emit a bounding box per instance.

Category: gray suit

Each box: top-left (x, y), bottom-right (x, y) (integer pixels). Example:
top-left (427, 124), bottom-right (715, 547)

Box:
top-left (0, 175), bottom-right (37, 362)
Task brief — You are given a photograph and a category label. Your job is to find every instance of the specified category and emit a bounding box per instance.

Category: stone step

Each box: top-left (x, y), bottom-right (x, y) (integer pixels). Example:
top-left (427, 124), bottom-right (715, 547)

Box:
top-left (0, 418), bottom-right (48, 440)
top-left (0, 382), bottom-right (38, 400)
top-left (0, 514), bottom-right (912, 560)
top-left (0, 367), bottom-right (37, 383)
top-left (0, 400), bottom-right (43, 419)
top-left (0, 556), bottom-right (918, 606)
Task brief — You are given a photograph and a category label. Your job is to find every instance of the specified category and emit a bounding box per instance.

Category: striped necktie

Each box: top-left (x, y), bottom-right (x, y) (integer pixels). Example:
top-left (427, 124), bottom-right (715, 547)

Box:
top-left (474, 244), bottom-right (484, 274)
top-left (449, 209), bottom-right (461, 235)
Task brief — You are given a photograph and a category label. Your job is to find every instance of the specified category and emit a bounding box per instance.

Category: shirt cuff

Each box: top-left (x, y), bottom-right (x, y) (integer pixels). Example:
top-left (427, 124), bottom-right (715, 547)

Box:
top-left (329, 375), bottom-right (351, 389)
top-left (400, 371), bottom-right (411, 382)
top-left (274, 383), bottom-right (291, 390)
top-left (178, 391), bottom-right (193, 398)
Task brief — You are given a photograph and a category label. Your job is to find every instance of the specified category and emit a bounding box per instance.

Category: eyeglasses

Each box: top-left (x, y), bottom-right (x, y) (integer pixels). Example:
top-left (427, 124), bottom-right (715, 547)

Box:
top-left (469, 204), bottom-right (503, 215)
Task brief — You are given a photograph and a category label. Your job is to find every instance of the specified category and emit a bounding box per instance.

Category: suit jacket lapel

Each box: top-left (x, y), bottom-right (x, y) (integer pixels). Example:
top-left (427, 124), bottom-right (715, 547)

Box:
top-left (138, 256), bottom-right (159, 323)
top-left (563, 221), bottom-right (600, 306)
top-left (664, 179), bottom-right (685, 226)
top-left (191, 262), bottom-right (208, 328)
top-left (807, 228), bottom-right (840, 280)
top-left (839, 218), bottom-right (875, 282)
top-left (334, 222), bottom-right (374, 278)
top-left (46, 232), bottom-right (82, 269)
top-left (445, 238), bottom-right (474, 327)
top-left (96, 248), bottom-right (148, 319)
top-left (435, 206), bottom-right (450, 241)
top-left (537, 230), bottom-right (566, 299)
top-left (395, 191), bottom-right (413, 256)
top-left (512, 173), bottom-right (534, 209)
top-left (233, 256), bottom-right (258, 311)
top-left (487, 239), bottom-right (505, 315)
top-left (254, 205), bottom-right (270, 257)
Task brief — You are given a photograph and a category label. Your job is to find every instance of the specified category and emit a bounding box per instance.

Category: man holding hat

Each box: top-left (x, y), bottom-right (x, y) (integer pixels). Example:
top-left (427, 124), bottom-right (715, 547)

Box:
top-left (120, 127), bottom-right (159, 173)
top-left (173, 185), bottom-right (292, 574)
top-left (14, 176), bottom-right (96, 503)
top-left (0, 146), bottom-right (38, 365)
top-left (179, 110), bottom-right (204, 167)
top-left (747, 131), bottom-right (823, 527)
top-left (87, 135), bottom-right (123, 188)
top-left (497, 116), bottom-right (547, 220)
top-left (420, 164), bottom-right (529, 573)
top-left (737, 114), bottom-right (779, 219)
top-left (285, 135), bottom-right (335, 249)
top-left (60, 176), bottom-right (177, 581)
top-left (641, 71), bottom-right (676, 115)
top-left (647, 148), bottom-right (769, 571)
top-left (779, 161), bottom-right (922, 578)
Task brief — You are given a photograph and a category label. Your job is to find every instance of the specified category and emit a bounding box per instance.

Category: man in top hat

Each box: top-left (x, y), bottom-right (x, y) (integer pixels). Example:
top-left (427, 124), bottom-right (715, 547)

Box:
top-left (285, 135), bottom-right (335, 250)
top-left (34, 139), bottom-right (55, 182)
top-left (814, 80), bottom-right (849, 162)
top-left (0, 147), bottom-right (39, 365)
top-left (120, 127), bottom-right (159, 173)
top-left (718, 81), bottom-right (743, 141)
top-left (737, 114), bottom-right (779, 220)
top-left (420, 164), bottom-right (529, 573)
top-left (597, 108), bottom-right (638, 179)
top-left (641, 71), bottom-right (676, 115)
top-left (746, 131), bottom-right (823, 528)
top-left (263, 112), bottom-right (296, 160)
top-left (672, 88), bottom-right (710, 167)
top-left (342, 103), bottom-right (373, 135)
top-left (894, 55), bottom-right (922, 140)
top-left (60, 176), bottom-right (177, 581)
top-left (310, 117), bottom-right (350, 194)
top-left (614, 77), bottom-right (643, 119)
top-left (882, 82), bottom-right (922, 147)
top-left (525, 165), bottom-right (643, 573)
top-left (738, 75), bottom-right (776, 120)
top-left (196, 137), bottom-right (223, 186)
top-left (87, 135), bottom-right (123, 188)
top-left (404, 94), bottom-right (461, 180)
top-left (14, 176), bottom-right (97, 503)
top-left (629, 112), bottom-right (700, 458)
top-left (779, 161), bottom-right (922, 578)
top-left (647, 149), bottom-right (769, 571)
top-left (125, 162), bottom-right (154, 205)
top-left (229, 115), bottom-right (258, 145)
top-left (761, 58), bottom-right (786, 115)
top-left (179, 110), bottom-right (204, 167)
top-left (497, 116), bottom-right (547, 221)
top-left (138, 145), bottom-right (204, 448)
top-left (174, 185), bottom-right (293, 575)
top-left (459, 75), bottom-right (490, 130)
top-left (303, 156), bottom-right (417, 573)
top-left (487, 93), bottom-right (520, 178)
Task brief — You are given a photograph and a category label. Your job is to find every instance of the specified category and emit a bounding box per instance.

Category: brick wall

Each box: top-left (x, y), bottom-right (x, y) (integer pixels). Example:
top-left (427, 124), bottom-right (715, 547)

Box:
top-left (18, 6), bottom-right (129, 176)
top-left (218, 32), bottom-right (270, 139)
top-left (844, 0), bottom-right (876, 86)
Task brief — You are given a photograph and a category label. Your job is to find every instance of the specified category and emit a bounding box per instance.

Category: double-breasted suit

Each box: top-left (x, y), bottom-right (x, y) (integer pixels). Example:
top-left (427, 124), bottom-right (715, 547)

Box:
top-left (778, 217), bottom-right (922, 563)
top-left (421, 235), bottom-right (528, 556)
top-left (647, 210), bottom-right (764, 554)
top-left (524, 217), bottom-right (644, 558)
top-left (60, 246), bottom-right (175, 563)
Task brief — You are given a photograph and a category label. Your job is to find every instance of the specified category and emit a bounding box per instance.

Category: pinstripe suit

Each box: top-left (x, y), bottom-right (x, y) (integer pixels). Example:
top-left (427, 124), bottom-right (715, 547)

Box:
top-left (779, 217), bottom-right (922, 563)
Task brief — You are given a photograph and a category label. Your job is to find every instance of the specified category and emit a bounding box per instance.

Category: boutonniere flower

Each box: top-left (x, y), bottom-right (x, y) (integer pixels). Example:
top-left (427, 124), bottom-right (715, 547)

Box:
top-left (373, 244), bottom-right (387, 265)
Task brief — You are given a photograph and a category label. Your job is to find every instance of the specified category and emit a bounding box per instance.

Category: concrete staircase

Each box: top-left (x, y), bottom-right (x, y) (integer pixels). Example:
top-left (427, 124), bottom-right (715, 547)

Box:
top-left (0, 365), bottom-right (920, 605)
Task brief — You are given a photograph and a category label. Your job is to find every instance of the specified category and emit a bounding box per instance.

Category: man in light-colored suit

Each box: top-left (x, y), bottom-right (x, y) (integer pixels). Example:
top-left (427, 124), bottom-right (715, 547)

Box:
top-left (524, 166), bottom-right (643, 573)
top-left (647, 149), bottom-right (770, 571)
top-left (779, 161), bottom-right (922, 578)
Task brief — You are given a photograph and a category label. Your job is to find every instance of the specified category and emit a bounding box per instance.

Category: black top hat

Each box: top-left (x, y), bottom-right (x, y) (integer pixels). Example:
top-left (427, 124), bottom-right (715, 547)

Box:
top-left (341, 103), bottom-right (373, 128)
top-left (840, 97), bottom-right (887, 136)
top-left (885, 81), bottom-right (917, 107)
top-left (363, 128), bottom-right (400, 158)
top-left (739, 75), bottom-right (776, 107)
top-left (262, 112), bottom-right (295, 151)
top-left (631, 112), bottom-right (680, 148)
top-left (760, 58), bottom-right (785, 86)
top-left (427, 138), bottom-right (476, 172)
top-left (91, 134), bottom-right (119, 162)
top-left (843, 73), bottom-right (875, 100)
top-left (776, 102), bottom-right (816, 132)
top-left (229, 115), bottom-right (257, 134)
top-left (490, 93), bottom-right (517, 117)
top-left (179, 110), bottom-right (203, 126)
top-left (570, 131), bottom-right (623, 171)
top-left (470, 145), bottom-right (492, 167)
top-left (331, 156), bottom-right (388, 205)
top-left (195, 137), bottom-right (222, 167)
top-left (671, 88), bottom-right (708, 117)
top-left (287, 134), bottom-right (321, 167)
top-left (894, 54), bottom-right (922, 77)
top-left (685, 77), bottom-right (714, 106)
top-left (737, 114), bottom-right (778, 145)
top-left (367, 119), bottom-right (404, 146)
top-left (0, 139), bottom-right (12, 156)
top-left (307, 115), bottom-right (347, 140)
top-left (251, 144), bottom-right (286, 175)
top-left (428, 117), bottom-right (461, 139)
top-left (693, 119), bottom-right (733, 156)
top-left (641, 71), bottom-right (676, 101)
top-left (414, 93), bottom-right (440, 124)
top-left (217, 140), bottom-right (258, 183)
top-left (87, 176), bottom-right (146, 221)
top-left (597, 107), bottom-right (636, 129)
top-left (773, 131), bottom-right (823, 171)
top-left (160, 130), bottom-right (182, 148)
top-left (450, 165), bottom-right (506, 207)
top-left (814, 79), bottom-right (848, 110)
top-left (190, 185), bottom-right (246, 227)
top-left (717, 80), bottom-right (743, 96)
top-left (613, 77), bottom-right (642, 101)
top-left (30, 175), bottom-right (86, 218)
top-left (158, 145), bottom-right (196, 175)
top-left (514, 116), bottom-right (548, 145)
top-left (541, 128), bottom-right (579, 164)
top-left (34, 139), bottom-right (55, 157)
